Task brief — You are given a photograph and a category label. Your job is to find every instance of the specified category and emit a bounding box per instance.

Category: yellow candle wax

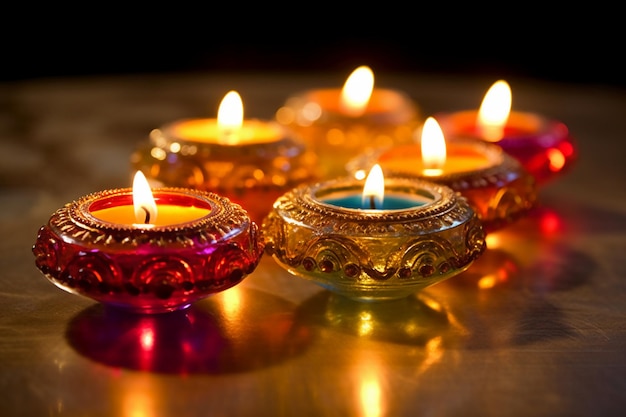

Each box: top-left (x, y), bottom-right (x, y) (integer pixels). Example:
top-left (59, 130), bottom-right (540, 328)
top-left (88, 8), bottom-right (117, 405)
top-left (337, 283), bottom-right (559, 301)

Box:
top-left (91, 204), bottom-right (211, 226)
top-left (168, 118), bottom-right (283, 145)
top-left (378, 143), bottom-right (496, 176)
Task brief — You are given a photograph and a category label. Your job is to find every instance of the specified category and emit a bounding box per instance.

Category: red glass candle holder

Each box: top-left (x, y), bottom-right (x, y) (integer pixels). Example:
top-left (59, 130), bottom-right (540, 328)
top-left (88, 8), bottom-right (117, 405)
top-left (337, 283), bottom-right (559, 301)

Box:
top-left (347, 139), bottom-right (537, 233)
top-left (436, 110), bottom-right (577, 185)
top-left (130, 121), bottom-right (320, 225)
top-left (262, 176), bottom-right (486, 302)
top-left (32, 188), bottom-right (264, 314)
top-left (275, 88), bottom-right (422, 179)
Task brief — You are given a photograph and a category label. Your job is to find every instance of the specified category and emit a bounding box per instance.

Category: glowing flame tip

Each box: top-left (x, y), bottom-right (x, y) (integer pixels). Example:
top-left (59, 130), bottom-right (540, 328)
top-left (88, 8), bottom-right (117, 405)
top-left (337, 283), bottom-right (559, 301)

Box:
top-left (133, 171), bottom-right (157, 224)
top-left (362, 164), bottom-right (385, 209)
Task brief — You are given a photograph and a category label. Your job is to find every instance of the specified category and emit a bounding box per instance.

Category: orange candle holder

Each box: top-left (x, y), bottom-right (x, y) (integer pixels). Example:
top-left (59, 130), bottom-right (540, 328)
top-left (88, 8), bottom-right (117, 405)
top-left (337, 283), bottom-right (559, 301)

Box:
top-left (262, 176), bottom-right (486, 302)
top-left (32, 188), bottom-right (264, 314)
top-left (275, 87), bottom-right (421, 179)
top-left (347, 139), bottom-right (537, 233)
top-left (130, 120), bottom-right (319, 225)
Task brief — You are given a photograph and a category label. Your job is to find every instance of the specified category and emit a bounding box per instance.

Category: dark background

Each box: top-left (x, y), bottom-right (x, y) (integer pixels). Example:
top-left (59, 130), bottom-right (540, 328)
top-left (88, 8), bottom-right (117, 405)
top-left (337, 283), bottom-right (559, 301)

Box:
top-left (2, 10), bottom-right (624, 88)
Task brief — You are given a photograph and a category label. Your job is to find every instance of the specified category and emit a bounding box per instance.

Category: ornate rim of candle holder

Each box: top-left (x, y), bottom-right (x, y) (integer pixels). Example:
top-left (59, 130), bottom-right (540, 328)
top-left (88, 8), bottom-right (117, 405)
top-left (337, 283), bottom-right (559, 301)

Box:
top-left (347, 139), bottom-right (538, 233)
top-left (130, 121), bottom-right (320, 224)
top-left (436, 110), bottom-right (577, 185)
top-left (32, 188), bottom-right (264, 314)
top-left (261, 177), bottom-right (486, 302)
top-left (274, 88), bottom-right (422, 179)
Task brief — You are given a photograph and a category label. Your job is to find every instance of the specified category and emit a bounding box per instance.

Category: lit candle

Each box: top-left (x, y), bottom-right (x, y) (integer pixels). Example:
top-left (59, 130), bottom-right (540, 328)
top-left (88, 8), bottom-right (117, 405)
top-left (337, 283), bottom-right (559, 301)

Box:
top-left (131, 90), bottom-right (319, 225)
top-left (32, 175), bottom-right (265, 314)
top-left (347, 117), bottom-right (537, 233)
top-left (262, 174), bottom-right (486, 302)
top-left (320, 164), bottom-right (431, 210)
top-left (274, 65), bottom-right (422, 179)
top-left (166, 91), bottom-right (283, 145)
top-left (90, 171), bottom-right (211, 226)
top-left (435, 79), bottom-right (577, 184)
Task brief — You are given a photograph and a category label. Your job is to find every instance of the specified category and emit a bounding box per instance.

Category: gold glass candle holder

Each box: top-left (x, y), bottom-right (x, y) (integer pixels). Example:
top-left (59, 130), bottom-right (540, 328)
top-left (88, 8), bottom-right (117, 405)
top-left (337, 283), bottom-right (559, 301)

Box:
top-left (131, 90), bottom-right (320, 225)
top-left (262, 176), bottom-right (486, 302)
top-left (274, 66), bottom-right (421, 179)
top-left (131, 120), bottom-right (319, 225)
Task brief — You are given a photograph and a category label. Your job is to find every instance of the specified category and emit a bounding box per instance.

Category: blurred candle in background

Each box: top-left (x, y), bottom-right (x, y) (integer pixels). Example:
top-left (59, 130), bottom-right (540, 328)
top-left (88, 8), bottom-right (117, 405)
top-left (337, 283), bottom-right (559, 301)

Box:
top-left (131, 90), bottom-right (319, 225)
top-left (275, 65), bottom-right (422, 179)
top-left (435, 80), bottom-right (577, 185)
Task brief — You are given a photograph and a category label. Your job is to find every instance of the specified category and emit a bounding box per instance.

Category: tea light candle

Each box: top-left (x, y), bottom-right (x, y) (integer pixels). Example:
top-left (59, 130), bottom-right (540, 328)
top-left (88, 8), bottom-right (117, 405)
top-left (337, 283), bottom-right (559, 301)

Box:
top-left (347, 117), bottom-right (537, 233)
top-left (262, 169), bottom-right (486, 302)
top-left (274, 65), bottom-right (422, 179)
top-left (435, 80), bottom-right (577, 184)
top-left (320, 164), bottom-right (431, 210)
top-left (32, 171), bottom-right (265, 314)
top-left (131, 90), bottom-right (319, 225)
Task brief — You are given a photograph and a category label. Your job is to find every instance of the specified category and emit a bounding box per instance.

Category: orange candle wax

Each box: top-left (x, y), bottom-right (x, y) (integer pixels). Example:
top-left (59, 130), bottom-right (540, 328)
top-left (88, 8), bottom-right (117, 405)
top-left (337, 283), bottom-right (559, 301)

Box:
top-left (279, 88), bottom-right (419, 122)
top-left (377, 142), bottom-right (497, 177)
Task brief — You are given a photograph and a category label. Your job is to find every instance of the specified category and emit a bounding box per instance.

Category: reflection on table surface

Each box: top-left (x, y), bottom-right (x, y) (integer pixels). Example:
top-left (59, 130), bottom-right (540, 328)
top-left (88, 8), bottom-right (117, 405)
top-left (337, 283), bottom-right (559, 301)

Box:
top-left (1, 71), bottom-right (625, 417)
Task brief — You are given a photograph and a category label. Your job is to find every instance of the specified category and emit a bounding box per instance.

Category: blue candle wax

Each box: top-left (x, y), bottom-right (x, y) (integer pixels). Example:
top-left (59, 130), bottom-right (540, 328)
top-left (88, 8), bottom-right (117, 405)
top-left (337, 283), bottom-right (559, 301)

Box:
top-left (321, 192), bottom-right (431, 210)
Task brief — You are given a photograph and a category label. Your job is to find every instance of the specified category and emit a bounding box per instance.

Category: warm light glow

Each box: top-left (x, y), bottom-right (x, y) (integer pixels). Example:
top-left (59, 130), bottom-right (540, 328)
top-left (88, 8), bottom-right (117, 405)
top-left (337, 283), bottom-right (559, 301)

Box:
top-left (222, 286), bottom-right (242, 320)
top-left (362, 164), bottom-right (384, 209)
top-left (360, 374), bottom-right (382, 417)
top-left (139, 327), bottom-right (155, 351)
top-left (417, 336), bottom-right (444, 373)
top-left (477, 80), bottom-right (512, 142)
top-left (547, 148), bottom-right (566, 171)
top-left (121, 377), bottom-right (157, 417)
top-left (540, 210), bottom-right (561, 234)
top-left (357, 311), bottom-right (374, 336)
top-left (354, 169), bottom-right (367, 180)
top-left (133, 171), bottom-right (158, 225)
top-left (478, 274), bottom-right (498, 289)
top-left (340, 65), bottom-right (374, 117)
top-left (217, 90), bottom-right (244, 143)
top-left (485, 233), bottom-right (501, 249)
top-left (421, 117), bottom-right (447, 176)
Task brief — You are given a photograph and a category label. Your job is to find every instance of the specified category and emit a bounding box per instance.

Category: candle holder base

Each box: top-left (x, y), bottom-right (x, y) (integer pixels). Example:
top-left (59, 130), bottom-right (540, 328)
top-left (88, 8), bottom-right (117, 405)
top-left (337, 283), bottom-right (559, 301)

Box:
top-left (262, 177), bottom-right (486, 302)
top-left (32, 188), bottom-right (264, 314)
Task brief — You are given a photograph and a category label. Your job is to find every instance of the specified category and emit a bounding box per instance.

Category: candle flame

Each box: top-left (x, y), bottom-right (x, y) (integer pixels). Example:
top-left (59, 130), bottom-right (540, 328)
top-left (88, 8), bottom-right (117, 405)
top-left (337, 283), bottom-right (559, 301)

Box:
top-left (133, 171), bottom-right (158, 224)
top-left (477, 80), bottom-right (512, 142)
top-left (217, 90), bottom-right (244, 144)
top-left (340, 65), bottom-right (374, 117)
top-left (421, 117), bottom-right (446, 176)
top-left (362, 164), bottom-right (385, 209)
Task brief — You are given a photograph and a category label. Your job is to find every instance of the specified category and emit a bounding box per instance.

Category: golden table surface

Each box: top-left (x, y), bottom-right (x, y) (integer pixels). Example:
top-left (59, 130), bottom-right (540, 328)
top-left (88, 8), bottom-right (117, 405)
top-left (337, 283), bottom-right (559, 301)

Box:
top-left (1, 71), bottom-right (625, 417)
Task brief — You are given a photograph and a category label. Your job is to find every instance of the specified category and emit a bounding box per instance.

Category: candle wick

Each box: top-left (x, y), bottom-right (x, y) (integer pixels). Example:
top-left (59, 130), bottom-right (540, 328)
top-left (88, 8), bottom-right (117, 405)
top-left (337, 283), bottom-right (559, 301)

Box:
top-left (369, 195), bottom-right (376, 210)
top-left (142, 206), bottom-right (151, 224)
